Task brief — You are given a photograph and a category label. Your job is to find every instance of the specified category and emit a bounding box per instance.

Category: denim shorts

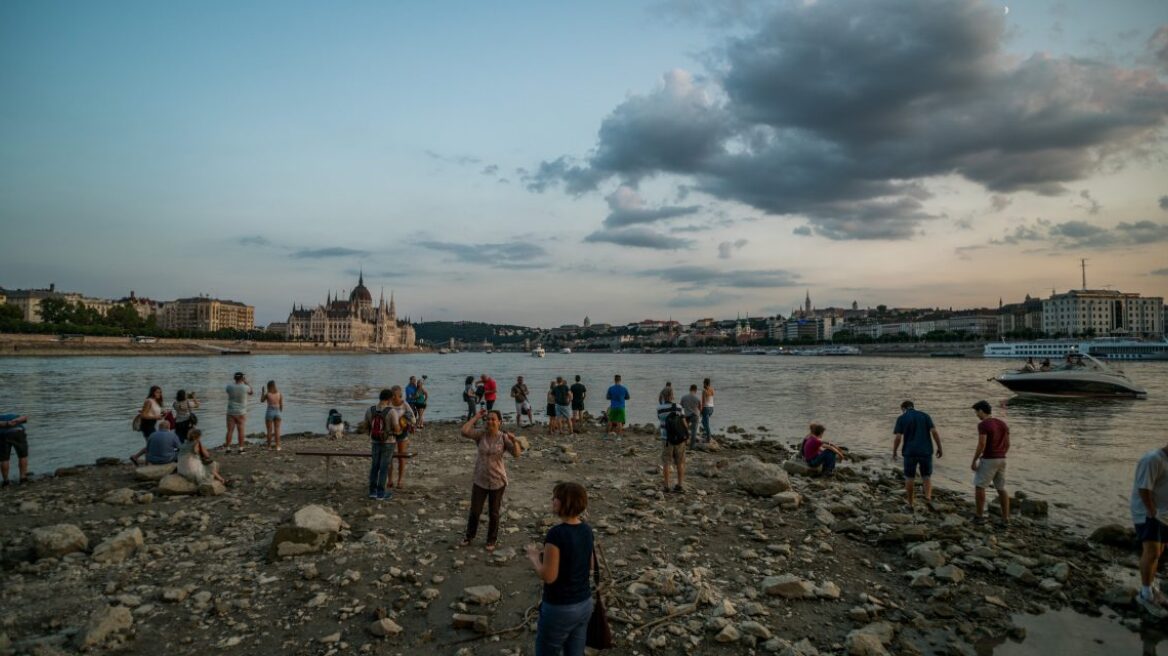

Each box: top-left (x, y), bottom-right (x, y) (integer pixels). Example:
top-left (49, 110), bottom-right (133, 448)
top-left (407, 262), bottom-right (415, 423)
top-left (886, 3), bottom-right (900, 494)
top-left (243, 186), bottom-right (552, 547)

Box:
top-left (903, 454), bottom-right (933, 479)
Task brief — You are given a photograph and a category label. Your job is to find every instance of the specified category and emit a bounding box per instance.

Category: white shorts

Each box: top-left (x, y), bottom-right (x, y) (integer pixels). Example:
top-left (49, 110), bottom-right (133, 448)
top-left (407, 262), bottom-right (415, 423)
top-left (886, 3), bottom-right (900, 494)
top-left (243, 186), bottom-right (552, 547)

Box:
top-left (327, 424), bottom-right (345, 438)
top-left (974, 458), bottom-right (1007, 490)
top-left (517, 401), bottom-right (531, 414)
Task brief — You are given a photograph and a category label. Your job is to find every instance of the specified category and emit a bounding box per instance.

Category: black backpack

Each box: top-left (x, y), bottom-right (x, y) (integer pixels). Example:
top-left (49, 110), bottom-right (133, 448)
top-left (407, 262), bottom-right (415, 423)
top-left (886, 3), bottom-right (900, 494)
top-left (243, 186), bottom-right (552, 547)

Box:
top-left (665, 410), bottom-right (688, 445)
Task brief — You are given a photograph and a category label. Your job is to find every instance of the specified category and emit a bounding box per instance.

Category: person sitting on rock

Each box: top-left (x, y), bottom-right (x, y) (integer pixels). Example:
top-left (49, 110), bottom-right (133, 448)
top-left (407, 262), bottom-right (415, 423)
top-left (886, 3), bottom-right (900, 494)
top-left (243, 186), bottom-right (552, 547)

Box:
top-left (144, 420), bottom-right (182, 465)
top-left (0, 412), bottom-right (30, 486)
top-left (326, 408), bottom-right (346, 440)
top-left (800, 422), bottom-right (846, 477)
top-left (177, 428), bottom-right (227, 486)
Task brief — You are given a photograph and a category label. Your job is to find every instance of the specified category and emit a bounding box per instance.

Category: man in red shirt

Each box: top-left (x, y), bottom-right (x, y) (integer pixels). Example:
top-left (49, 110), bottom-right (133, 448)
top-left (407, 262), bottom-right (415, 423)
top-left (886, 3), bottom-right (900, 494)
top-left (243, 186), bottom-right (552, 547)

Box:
top-left (970, 400), bottom-right (1010, 525)
top-left (480, 374), bottom-right (498, 411)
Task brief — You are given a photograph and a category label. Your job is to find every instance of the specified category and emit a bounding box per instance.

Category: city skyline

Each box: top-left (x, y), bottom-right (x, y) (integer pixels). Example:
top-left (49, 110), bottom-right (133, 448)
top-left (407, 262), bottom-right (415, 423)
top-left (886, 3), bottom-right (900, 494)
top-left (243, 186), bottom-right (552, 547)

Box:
top-left (2, 0), bottom-right (1166, 326)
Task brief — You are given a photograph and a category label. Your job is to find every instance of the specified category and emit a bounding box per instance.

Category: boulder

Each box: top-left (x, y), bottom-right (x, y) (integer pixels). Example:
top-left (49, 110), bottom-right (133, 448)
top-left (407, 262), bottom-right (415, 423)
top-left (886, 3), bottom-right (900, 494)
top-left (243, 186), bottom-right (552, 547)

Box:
top-left (198, 480), bottom-right (227, 496)
top-left (934, 564), bottom-right (965, 584)
top-left (73, 605), bottom-right (133, 649)
top-left (908, 543), bottom-right (946, 568)
top-left (762, 574), bottom-right (815, 599)
top-left (157, 473), bottom-right (198, 495)
top-left (463, 585), bottom-right (502, 605)
top-left (846, 622), bottom-right (894, 656)
top-left (102, 488), bottom-right (137, 505)
top-left (134, 463), bottom-right (176, 481)
top-left (773, 491), bottom-right (802, 509)
top-left (369, 618), bottom-right (403, 637)
top-left (1089, 524), bottom-right (1135, 549)
top-left (293, 505), bottom-right (344, 533)
top-left (1020, 498), bottom-right (1049, 518)
top-left (782, 461), bottom-right (813, 477)
top-left (729, 456), bottom-right (792, 496)
top-left (91, 527), bottom-right (144, 564)
top-left (715, 624), bottom-right (741, 643)
top-left (452, 614), bottom-right (491, 633)
top-left (31, 524), bottom-right (88, 559)
top-left (267, 505), bottom-right (344, 560)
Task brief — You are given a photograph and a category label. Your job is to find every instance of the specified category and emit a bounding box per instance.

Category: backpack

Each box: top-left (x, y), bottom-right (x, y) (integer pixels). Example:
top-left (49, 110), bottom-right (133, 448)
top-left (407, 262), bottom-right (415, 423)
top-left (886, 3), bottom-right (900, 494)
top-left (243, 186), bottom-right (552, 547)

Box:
top-left (665, 410), bottom-right (688, 445)
top-left (369, 406), bottom-right (390, 442)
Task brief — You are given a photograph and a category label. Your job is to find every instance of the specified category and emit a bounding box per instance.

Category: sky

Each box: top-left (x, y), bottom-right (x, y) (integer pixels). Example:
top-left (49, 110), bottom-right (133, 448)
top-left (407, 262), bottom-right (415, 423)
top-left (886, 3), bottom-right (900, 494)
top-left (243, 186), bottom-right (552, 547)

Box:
top-left (1, 0), bottom-right (1166, 327)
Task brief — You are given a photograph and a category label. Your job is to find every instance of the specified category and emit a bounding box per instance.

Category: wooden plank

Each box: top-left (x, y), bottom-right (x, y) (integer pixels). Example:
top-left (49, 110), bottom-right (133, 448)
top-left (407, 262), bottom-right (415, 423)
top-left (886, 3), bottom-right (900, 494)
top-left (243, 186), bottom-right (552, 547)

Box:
top-left (295, 450), bottom-right (415, 458)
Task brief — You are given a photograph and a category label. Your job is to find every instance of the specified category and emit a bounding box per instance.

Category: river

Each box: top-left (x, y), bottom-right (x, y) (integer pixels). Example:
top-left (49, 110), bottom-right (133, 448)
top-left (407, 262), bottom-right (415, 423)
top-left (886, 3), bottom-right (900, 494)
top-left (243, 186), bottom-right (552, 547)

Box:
top-left (2, 353), bottom-right (1164, 531)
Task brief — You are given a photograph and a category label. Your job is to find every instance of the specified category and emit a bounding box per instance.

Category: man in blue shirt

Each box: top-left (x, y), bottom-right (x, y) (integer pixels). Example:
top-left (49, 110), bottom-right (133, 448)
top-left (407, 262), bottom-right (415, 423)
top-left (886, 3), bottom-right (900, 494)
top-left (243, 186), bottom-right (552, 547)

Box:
top-left (604, 374), bottom-right (630, 438)
top-left (145, 420), bottom-right (182, 465)
top-left (893, 400), bottom-right (943, 510)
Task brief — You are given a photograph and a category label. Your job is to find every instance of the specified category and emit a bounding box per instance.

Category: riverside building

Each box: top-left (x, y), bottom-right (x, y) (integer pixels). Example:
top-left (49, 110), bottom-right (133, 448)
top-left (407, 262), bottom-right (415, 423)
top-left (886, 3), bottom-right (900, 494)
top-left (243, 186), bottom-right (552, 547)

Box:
top-left (158, 296), bottom-right (255, 332)
top-left (1041, 289), bottom-right (1163, 338)
top-left (284, 273), bottom-right (415, 348)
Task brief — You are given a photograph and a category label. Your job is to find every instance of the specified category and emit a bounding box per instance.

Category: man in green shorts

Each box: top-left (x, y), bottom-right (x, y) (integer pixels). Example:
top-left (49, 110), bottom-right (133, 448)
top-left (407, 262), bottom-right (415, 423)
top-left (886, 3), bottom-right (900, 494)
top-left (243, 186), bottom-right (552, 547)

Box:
top-left (605, 374), bottom-right (630, 437)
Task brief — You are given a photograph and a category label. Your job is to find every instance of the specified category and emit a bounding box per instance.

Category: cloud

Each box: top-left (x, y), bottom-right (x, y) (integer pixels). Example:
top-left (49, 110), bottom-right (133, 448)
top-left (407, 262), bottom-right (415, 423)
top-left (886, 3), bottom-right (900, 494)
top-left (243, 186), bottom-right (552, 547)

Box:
top-left (990, 195), bottom-right (1012, 212)
top-left (240, 235), bottom-right (276, 248)
top-left (984, 219), bottom-right (1168, 250)
top-left (792, 225), bottom-right (812, 237)
top-left (1160, 195), bottom-right (1168, 211)
top-left (603, 185), bottom-right (700, 228)
top-left (638, 265), bottom-right (801, 289)
top-left (481, 164), bottom-right (499, 176)
top-left (583, 227), bottom-right (693, 250)
top-left (1151, 268), bottom-right (1168, 276)
top-left (1151, 26), bottom-right (1168, 74)
top-left (425, 150), bottom-right (481, 166)
top-left (717, 238), bottom-right (748, 259)
top-left (1076, 189), bottom-right (1101, 215)
top-left (415, 240), bottom-right (549, 268)
top-left (666, 291), bottom-right (739, 308)
top-left (292, 247), bottom-right (371, 259)
top-left (527, 0), bottom-right (1168, 240)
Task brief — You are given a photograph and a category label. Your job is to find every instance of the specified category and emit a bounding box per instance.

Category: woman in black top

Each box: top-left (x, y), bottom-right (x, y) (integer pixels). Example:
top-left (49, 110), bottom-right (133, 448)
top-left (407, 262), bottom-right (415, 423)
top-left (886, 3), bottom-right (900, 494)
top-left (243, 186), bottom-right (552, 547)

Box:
top-left (526, 482), bottom-right (594, 656)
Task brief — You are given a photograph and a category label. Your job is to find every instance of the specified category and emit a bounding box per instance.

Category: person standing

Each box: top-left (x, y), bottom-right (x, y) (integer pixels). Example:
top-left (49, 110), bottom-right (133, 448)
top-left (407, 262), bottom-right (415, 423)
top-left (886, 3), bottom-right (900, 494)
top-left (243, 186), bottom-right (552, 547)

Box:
top-left (569, 375), bottom-right (587, 427)
top-left (970, 400), bottom-right (1010, 525)
top-left (364, 387), bottom-right (415, 500)
top-left (526, 482), bottom-right (594, 656)
top-left (0, 412), bottom-right (30, 486)
top-left (261, 380), bottom-right (284, 451)
top-left (463, 376), bottom-right (478, 421)
top-left (546, 381), bottom-right (559, 435)
top-left (605, 374), bottom-right (630, 438)
top-left (657, 381), bottom-right (673, 404)
top-left (700, 378), bottom-right (715, 442)
top-left (893, 400), bottom-right (943, 510)
top-left (413, 379), bottom-right (429, 429)
top-left (657, 388), bottom-right (687, 493)
top-left (460, 409), bottom-right (521, 551)
top-left (1131, 442), bottom-right (1168, 615)
top-left (172, 390), bottom-right (200, 442)
top-left (679, 384), bottom-right (702, 448)
top-left (405, 376), bottom-right (419, 414)
top-left (481, 373), bottom-right (498, 411)
top-left (553, 376), bottom-right (574, 434)
top-left (511, 376), bottom-right (533, 428)
top-left (224, 373), bottom-right (253, 454)
top-left (130, 386), bottom-right (165, 465)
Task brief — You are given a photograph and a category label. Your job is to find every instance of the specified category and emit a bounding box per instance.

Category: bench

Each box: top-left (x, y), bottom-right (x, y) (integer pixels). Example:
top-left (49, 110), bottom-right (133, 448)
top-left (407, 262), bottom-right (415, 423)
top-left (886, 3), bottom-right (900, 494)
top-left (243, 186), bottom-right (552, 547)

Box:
top-left (295, 449), bottom-right (415, 483)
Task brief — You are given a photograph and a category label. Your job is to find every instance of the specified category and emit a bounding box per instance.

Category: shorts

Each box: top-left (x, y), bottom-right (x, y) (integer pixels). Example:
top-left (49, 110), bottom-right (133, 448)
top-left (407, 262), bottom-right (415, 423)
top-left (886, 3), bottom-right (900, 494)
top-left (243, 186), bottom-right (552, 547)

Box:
top-left (661, 442), bottom-right (686, 467)
top-left (571, 401), bottom-right (585, 411)
top-left (0, 427), bottom-right (28, 461)
top-left (394, 431), bottom-right (411, 444)
top-left (265, 407), bottom-right (282, 421)
top-left (555, 405), bottom-right (571, 418)
top-left (547, 404), bottom-right (556, 417)
top-left (608, 408), bottom-right (626, 424)
top-left (974, 458), bottom-right (1007, 490)
top-left (903, 454), bottom-right (933, 479)
top-left (327, 424), bottom-right (345, 438)
top-left (516, 401), bottom-right (531, 414)
top-left (1137, 519), bottom-right (1168, 543)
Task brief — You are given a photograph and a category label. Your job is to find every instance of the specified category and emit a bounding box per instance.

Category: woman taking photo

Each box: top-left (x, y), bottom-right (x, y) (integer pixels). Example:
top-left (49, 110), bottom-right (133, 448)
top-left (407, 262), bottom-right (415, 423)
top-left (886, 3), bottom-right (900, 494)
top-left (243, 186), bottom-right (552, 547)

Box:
top-left (526, 482), bottom-right (594, 656)
top-left (173, 389), bottom-right (200, 442)
top-left (460, 409), bottom-right (520, 552)
top-left (130, 386), bottom-right (164, 465)
top-left (260, 380), bottom-right (284, 451)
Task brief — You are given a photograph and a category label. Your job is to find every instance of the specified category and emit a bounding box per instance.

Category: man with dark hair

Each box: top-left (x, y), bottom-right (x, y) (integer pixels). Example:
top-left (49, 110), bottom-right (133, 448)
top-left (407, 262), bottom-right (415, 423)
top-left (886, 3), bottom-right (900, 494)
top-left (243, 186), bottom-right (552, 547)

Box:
top-left (970, 400), bottom-right (1010, 525)
top-left (569, 375), bottom-right (587, 427)
top-left (679, 384), bottom-right (702, 447)
top-left (552, 377), bottom-right (573, 434)
top-left (0, 412), bottom-right (30, 486)
top-left (893, 400), bottom-right (943, 510)
top-left (511, 376), bottom-right (532, 428)
top-left (605, 374), bottom-right (630, 438)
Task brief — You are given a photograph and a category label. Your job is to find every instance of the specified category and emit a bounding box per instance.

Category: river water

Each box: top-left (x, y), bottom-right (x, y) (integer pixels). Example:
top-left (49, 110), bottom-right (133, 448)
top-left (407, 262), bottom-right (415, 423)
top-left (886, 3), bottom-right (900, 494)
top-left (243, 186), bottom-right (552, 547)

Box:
top-left (2, 353), bottom-right (1164, 530)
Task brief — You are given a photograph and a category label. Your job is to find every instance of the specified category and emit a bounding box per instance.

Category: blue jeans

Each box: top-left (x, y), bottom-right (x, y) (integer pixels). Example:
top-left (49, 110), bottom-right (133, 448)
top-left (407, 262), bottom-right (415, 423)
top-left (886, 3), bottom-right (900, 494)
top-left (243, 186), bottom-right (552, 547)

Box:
top-left (807, 450), bottom-right (837, 474)
top-left (535, 597), bottom-right (593, 656)
top-left (700, 407), bottom-right (713, 440)
top-left (686, 414), bottom-right (699, 447)
top-left (369, 441), bottom-right (392, 496)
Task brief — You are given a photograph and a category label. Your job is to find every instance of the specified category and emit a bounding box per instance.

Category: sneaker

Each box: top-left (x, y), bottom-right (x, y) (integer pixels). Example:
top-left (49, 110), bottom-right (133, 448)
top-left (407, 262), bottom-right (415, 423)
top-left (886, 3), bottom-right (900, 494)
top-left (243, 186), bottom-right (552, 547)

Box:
top-left (379, 491), bottom-right (393, 501)
top-left (368, 492), bottom-right (378, 499)
top-left (1153, 589), bottom-right (1168, 607)
top-left (1138, 593), bottom-right (1168, 619)
top-left (972, 515), bottom-right (987, 526)
top-left (673, 484), bottom-right (685, 494)
top-left (238, 447), bottom-right (247, 454)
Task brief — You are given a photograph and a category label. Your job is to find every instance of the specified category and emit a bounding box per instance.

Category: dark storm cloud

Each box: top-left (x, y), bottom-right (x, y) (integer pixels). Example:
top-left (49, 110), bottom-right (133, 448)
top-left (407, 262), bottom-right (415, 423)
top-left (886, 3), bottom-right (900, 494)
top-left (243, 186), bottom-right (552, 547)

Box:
top-left (984, 219), bottom-right (1168, 250)
top-left (638, 265), bottom-right (800, 288)
top-left (792, 226), bottom-right (812, 237)
top-left (583, 228), bottom-right (693, 250)
top-left (1159, 195), bottom-right (1168, 211)
top-left (292, 247), bottom-right (371, 259)
top-left (603, 185), bottom-right (701, 228)
top-left (415, 240), bottom-right (549, 268)
top-left (717, 239), bottom-right (747, 259)
top-left (1151, 268), bottom-right (1168, 276)
top-left (527, 0), bottom-right (1168, 241)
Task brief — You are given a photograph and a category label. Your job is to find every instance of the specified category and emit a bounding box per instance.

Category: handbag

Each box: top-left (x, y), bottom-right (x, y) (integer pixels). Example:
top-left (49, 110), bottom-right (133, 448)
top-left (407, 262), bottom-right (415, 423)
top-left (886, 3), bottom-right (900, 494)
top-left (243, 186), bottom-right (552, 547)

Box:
top-left (131, 412), bottom-right (142, 432)
top-left (585, 541), bottom-right (614, 650)
top-left (188, 411), bottom-right (199, 427)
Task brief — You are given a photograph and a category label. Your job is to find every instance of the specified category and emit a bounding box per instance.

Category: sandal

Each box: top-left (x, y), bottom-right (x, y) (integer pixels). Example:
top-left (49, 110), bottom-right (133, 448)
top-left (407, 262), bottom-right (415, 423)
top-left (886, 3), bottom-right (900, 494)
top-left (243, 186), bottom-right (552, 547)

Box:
top-left (459, 538), bottom-right (472, 548)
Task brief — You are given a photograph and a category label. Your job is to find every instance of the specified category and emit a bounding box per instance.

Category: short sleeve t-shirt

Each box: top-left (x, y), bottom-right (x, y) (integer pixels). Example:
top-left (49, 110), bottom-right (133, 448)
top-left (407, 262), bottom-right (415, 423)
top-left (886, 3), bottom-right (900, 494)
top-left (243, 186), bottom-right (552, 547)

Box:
top-left (802, 435), bottom-right (824, 461)
top-left (606, 384), bottom-right (629, 409)
top-left (569, 383), bottom-right (587, 407)
top-left (542, 522), bottom-right (594, 606)
top-left (894, 408), bottom-right (935, 457)
top-left (1131, 448), bottom-right (1168, 525)
top-left (145, 430), bottom-right (182, 464)
top-left (679, 393), bottom-right (701, 417)
top-left (977, 417), bottom-right (1010, 459)
top-left (483, 378), bottom-right (497, 401)
top-left (553, 384), bottom-right (571, 406)
top-left (225, 384), bottom-right (249, 416)
top-left (656, 401), bottom-right (680, 440)
top-left (511, 384), bottom-right (528, 403)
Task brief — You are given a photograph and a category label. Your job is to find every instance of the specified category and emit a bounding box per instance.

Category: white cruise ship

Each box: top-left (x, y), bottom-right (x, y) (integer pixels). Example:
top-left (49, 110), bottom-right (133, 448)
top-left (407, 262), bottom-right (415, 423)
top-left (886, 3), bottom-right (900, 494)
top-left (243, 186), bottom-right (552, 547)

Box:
top-left (984, 339), bottom-right (1168, 361)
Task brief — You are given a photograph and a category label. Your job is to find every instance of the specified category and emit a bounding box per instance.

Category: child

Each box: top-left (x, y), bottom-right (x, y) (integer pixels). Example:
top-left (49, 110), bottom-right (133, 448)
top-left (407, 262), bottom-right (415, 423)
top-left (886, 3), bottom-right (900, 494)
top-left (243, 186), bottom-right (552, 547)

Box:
top-left (326, 409), bottom-right (346, 440)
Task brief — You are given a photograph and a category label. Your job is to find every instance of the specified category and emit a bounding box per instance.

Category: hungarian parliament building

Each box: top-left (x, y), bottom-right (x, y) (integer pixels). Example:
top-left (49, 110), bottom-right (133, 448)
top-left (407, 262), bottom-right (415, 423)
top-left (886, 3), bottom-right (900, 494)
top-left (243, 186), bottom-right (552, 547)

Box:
top-left (284, 273), bottom-right (416, 349)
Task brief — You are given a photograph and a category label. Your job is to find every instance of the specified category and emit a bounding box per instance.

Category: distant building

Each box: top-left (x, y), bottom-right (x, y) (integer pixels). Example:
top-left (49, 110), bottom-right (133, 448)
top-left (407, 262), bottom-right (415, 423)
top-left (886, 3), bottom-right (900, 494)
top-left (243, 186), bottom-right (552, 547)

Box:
top-left (159, 296), bottom-right (255, 332)
top-left (285, 273), bottom-right (415, 348)
top-left (948, 313), bottom-right (999, 337)
top-left (116, 291), bottom-right (161, 320)
top-left (1042, 289), bottom-right (1163, 338)
top-left (998, 295), bottom-right (1043, 336)
top-left (2, 283), bottom-right (114, 322)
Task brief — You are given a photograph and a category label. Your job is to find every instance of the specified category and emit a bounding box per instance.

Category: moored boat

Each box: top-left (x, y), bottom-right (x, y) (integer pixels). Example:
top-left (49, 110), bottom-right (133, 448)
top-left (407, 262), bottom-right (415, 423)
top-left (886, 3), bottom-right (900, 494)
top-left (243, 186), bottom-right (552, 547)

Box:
top-left (531, 346), bottom-right (545, 358)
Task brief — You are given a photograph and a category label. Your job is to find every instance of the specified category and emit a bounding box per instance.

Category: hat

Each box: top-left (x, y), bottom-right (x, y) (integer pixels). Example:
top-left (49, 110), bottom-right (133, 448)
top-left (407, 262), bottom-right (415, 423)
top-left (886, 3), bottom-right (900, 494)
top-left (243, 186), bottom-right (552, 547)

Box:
top-left (971, 400), bottom-right (992, 414)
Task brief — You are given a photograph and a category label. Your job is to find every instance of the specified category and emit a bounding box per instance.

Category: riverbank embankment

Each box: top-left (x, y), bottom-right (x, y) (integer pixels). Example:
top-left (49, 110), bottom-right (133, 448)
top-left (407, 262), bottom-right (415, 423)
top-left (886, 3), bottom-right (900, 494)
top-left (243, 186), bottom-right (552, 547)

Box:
top-left (0, 417), bottom-right (1148, 655)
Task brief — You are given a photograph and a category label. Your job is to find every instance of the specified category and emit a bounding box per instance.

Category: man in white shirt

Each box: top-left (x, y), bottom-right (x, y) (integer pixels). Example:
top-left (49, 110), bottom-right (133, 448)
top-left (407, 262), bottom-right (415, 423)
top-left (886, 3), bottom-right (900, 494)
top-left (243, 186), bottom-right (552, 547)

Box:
top-left (1131, 444), bottom-right (1168, 615)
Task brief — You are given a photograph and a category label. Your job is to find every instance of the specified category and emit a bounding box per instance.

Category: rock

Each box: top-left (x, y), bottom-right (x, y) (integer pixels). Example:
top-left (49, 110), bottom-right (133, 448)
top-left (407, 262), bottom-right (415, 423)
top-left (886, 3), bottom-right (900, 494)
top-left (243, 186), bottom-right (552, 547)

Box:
top-left (96, 457), bottom-right (123, 466)
top-left (91, 527), bottom-right (144, 564)
top-left (712, 598), bottom-right (737, 617)
top-left (292, 504), bottom-right (343, 533)
top-left (1088, 524), bottom-right (1135, 549)
top-left (320, 631), bottom-right (342, 643)
top-left (814, 507), bottom-right (837, 526)
top-left (1048, 562), bottom-right (1070, 582)
top-left (31, 524), bottom-right (88, 559)
top-left (715, 624), bottom-right (741, 643)
top-left (369, 618), bottom-right (403, 637)
top-left (73, 605), bottom-right (133, 649)
top-left (514, 435), bottom-right (530, 451)
top-left (267, 505), bottom-right (344, 560)
top-left (134, 463), bottom-right (176, 481)
top-left (102, 488), bottom-right (137, 505)
top-left (1038, 578), bottom-right (1062, 593)
top-left (463, 585), bottom-right (502, 605)
top-left (729, 456), bottom-right (792, 496)
top-left (934, 564), bottom-right (965, 584)
top-left (814, 582), bottom-right (841, 600)
top-left (1005, 562), bottom-right (1036, 583)
top-left (452, 614), bottom-right (490, 633)
top-left (198, 480), bottom-right (226, 496)
top-left (782, 461), bottom-right (813, 477)
top-left (161, 587), bottom-right (189, 603)
top-left (157, 473), bottom-right (199, 495)
top-left (847, 633), bottom-right (889, 656)
top-left (908, 543), bottom-right (946, 568)
top-left (1020, 498), bottom-right (1049, 518)
top-left (740, 621), bottom-right (772, 639)
top-left (773, 491), bottom-right (802, 508)
top-left (762, 574), bottom-right (815, 599)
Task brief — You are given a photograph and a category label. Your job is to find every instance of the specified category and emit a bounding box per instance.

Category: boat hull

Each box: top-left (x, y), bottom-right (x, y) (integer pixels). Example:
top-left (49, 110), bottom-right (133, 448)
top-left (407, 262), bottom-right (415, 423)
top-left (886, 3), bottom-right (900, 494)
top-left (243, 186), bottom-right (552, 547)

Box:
top-left (995, 372), bottom-right (1146, 399)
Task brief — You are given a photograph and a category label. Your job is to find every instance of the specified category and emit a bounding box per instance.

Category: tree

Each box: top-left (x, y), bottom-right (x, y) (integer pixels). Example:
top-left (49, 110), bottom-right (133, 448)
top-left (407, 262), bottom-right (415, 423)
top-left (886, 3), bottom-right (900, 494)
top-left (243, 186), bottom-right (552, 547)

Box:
top-left (38, 297), bottom-right (71, 323)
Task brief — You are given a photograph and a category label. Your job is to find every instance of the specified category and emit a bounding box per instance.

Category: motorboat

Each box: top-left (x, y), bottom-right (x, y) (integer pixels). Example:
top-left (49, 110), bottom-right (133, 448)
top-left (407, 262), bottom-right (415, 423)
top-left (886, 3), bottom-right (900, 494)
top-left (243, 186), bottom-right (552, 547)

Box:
top-left (560, 348), bottom-right (572, 354)
top-left (993, 353), bottom-right (1147, 399)
top-left (531, 346), bottom-right (545, 358)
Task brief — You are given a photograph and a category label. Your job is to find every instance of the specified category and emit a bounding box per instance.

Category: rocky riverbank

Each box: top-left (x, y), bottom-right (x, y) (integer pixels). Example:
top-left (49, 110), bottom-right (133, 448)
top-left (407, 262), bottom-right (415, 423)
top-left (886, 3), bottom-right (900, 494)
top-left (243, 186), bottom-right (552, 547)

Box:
top-left (0, 419), bottom-right (1152, 655)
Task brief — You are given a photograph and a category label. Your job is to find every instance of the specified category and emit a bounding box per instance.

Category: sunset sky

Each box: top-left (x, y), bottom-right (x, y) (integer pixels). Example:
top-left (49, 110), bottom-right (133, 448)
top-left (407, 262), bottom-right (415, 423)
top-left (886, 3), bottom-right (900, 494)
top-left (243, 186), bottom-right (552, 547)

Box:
top-left (2, 0), bottom-right (1166, 326)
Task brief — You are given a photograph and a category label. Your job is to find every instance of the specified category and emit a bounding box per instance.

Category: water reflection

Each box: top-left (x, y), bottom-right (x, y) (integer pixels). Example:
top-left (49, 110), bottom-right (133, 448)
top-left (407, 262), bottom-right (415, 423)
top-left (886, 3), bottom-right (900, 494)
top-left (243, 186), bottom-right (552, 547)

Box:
top-left (979, 608), bottom-right (1164, 655)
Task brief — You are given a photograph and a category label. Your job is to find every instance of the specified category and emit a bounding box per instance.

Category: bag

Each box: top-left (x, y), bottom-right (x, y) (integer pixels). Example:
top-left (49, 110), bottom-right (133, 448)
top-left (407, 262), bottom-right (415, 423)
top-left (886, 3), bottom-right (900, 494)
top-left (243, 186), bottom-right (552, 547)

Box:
top-left (586, 544), bottom-right (614, 649)
top-left (188, 412), bottom-right (199, 427)
top-left (665, 411), bottom-right (688, 445)
top-left (369, 406), bottom-right (390, 442)
top-left (162, 410), bottom-right (176, 428)
top-left (131, 412), bottom-right (142, 432)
